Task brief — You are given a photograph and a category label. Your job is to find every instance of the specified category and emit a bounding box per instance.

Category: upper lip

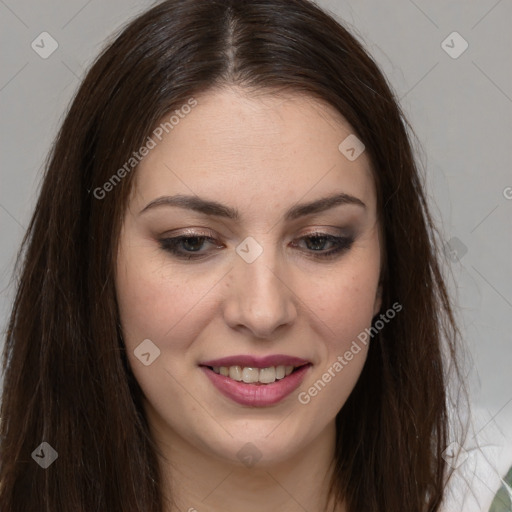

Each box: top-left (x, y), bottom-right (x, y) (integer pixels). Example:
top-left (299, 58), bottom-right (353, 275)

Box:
top-left (200, 354), bottom-right (311, 368)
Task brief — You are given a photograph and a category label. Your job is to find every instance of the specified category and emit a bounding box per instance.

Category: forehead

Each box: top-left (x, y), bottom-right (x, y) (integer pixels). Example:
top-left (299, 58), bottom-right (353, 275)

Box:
top-left (129, 87), bottom-right (376, 217)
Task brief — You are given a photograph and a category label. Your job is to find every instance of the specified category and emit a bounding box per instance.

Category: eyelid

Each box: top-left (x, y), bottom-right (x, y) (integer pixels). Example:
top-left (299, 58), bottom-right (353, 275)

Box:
top-left (298, 226), bottom-right (349, 237)
top-left (165, 225), bottom-right (349, 237)
top-left (158, 229), bottom-right (355, 262)
top-left (163, 227), bottom-right (218, 238)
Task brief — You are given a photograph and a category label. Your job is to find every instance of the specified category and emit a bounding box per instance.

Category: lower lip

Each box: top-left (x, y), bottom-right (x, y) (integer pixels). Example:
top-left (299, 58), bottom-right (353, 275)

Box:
top-left (200, 364), bottom-right (311, 407)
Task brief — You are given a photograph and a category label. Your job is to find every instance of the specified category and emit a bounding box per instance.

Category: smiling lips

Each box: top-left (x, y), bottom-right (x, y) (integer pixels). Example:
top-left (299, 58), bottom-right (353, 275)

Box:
top-left (200, 354), bottom-right (312, 406)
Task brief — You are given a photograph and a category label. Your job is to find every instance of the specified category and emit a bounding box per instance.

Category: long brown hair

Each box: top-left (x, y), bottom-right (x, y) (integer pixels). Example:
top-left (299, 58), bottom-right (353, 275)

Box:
top-left (0, 0), bottom-right (467, 510)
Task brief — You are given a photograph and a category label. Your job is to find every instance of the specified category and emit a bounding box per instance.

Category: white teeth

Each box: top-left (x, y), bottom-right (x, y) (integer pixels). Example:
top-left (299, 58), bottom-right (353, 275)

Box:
top-left (228, 365), bottom-right (242, 381)
top-left (242, 367), bottom-right (259, 383)
top-left (259, 367), bottom-right (276, 383)
top-left (211, 364), bottom-right (302, 384)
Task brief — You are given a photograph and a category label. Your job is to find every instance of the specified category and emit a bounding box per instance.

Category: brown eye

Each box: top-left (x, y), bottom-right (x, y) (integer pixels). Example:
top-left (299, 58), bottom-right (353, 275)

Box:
top-left (159, 235), bottom-right (220, 260)
top-left (292, 233), bottom-right (354, 260)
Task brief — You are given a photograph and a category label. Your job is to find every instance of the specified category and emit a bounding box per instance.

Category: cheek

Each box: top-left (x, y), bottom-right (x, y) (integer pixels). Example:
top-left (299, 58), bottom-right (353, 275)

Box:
top-left (295, 299), bottom-right (374, 419)
top-left (115, 241), bottom-right (217, 359)
top-left (295, 250), bottom-right (380, 411)
top-left (307, 253), bottom-right (381, 353)
top-left (115, 249), bottom-right (222, 428)
top-left (321, 277), bottom-right (377, 352)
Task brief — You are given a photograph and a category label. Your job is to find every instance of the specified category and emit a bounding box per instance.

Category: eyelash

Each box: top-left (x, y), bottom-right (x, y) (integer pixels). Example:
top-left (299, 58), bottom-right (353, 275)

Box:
top-left (158, 232), bottom-right (354, 261)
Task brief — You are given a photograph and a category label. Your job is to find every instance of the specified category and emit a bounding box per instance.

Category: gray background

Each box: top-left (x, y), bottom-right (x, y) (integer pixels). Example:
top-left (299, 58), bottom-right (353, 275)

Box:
top-left (1, 1), bottom-right (511, 510)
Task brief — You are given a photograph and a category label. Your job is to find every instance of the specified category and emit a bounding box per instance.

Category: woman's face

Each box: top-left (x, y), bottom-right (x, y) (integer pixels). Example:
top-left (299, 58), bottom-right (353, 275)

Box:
top-left (115, 87), bottom-right (382, 466)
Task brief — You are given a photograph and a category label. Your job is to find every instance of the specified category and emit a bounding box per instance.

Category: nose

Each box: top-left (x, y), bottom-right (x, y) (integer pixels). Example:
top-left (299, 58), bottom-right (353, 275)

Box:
top-left (222, 239), bottom-right (298, 339)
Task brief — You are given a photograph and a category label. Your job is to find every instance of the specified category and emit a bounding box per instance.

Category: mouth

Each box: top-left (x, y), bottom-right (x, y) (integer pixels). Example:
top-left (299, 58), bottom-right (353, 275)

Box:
top-left (198, 356), bottom-right (312, 407)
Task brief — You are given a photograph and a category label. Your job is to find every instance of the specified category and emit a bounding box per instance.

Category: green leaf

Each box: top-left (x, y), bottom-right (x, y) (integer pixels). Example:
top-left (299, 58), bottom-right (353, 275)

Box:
top-left (489, 465), bottom-right (512, 512)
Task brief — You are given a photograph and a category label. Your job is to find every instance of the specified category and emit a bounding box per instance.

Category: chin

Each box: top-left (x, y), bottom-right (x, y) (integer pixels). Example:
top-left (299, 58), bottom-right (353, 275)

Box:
top-left (202, 421), bottom-right (315, 469)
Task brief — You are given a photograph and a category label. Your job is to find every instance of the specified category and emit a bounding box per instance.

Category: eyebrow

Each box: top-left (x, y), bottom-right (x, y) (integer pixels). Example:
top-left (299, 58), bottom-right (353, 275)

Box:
top-left (139, 192), bottom-right (366, 221)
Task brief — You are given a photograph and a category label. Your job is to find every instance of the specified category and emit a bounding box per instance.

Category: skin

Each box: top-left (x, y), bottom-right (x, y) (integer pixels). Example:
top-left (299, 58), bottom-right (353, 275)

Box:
top-left (115, 86), bottom-right (383, 512)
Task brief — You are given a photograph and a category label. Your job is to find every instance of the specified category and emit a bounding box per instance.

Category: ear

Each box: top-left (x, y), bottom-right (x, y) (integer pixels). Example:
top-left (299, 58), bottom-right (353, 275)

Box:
top-left (373, 281), bottom-right (383, 316)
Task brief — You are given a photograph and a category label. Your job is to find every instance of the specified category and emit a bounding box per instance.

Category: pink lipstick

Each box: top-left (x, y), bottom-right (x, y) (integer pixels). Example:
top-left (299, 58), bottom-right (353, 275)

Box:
top-left (199, 354), bottom-right (312, 407)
